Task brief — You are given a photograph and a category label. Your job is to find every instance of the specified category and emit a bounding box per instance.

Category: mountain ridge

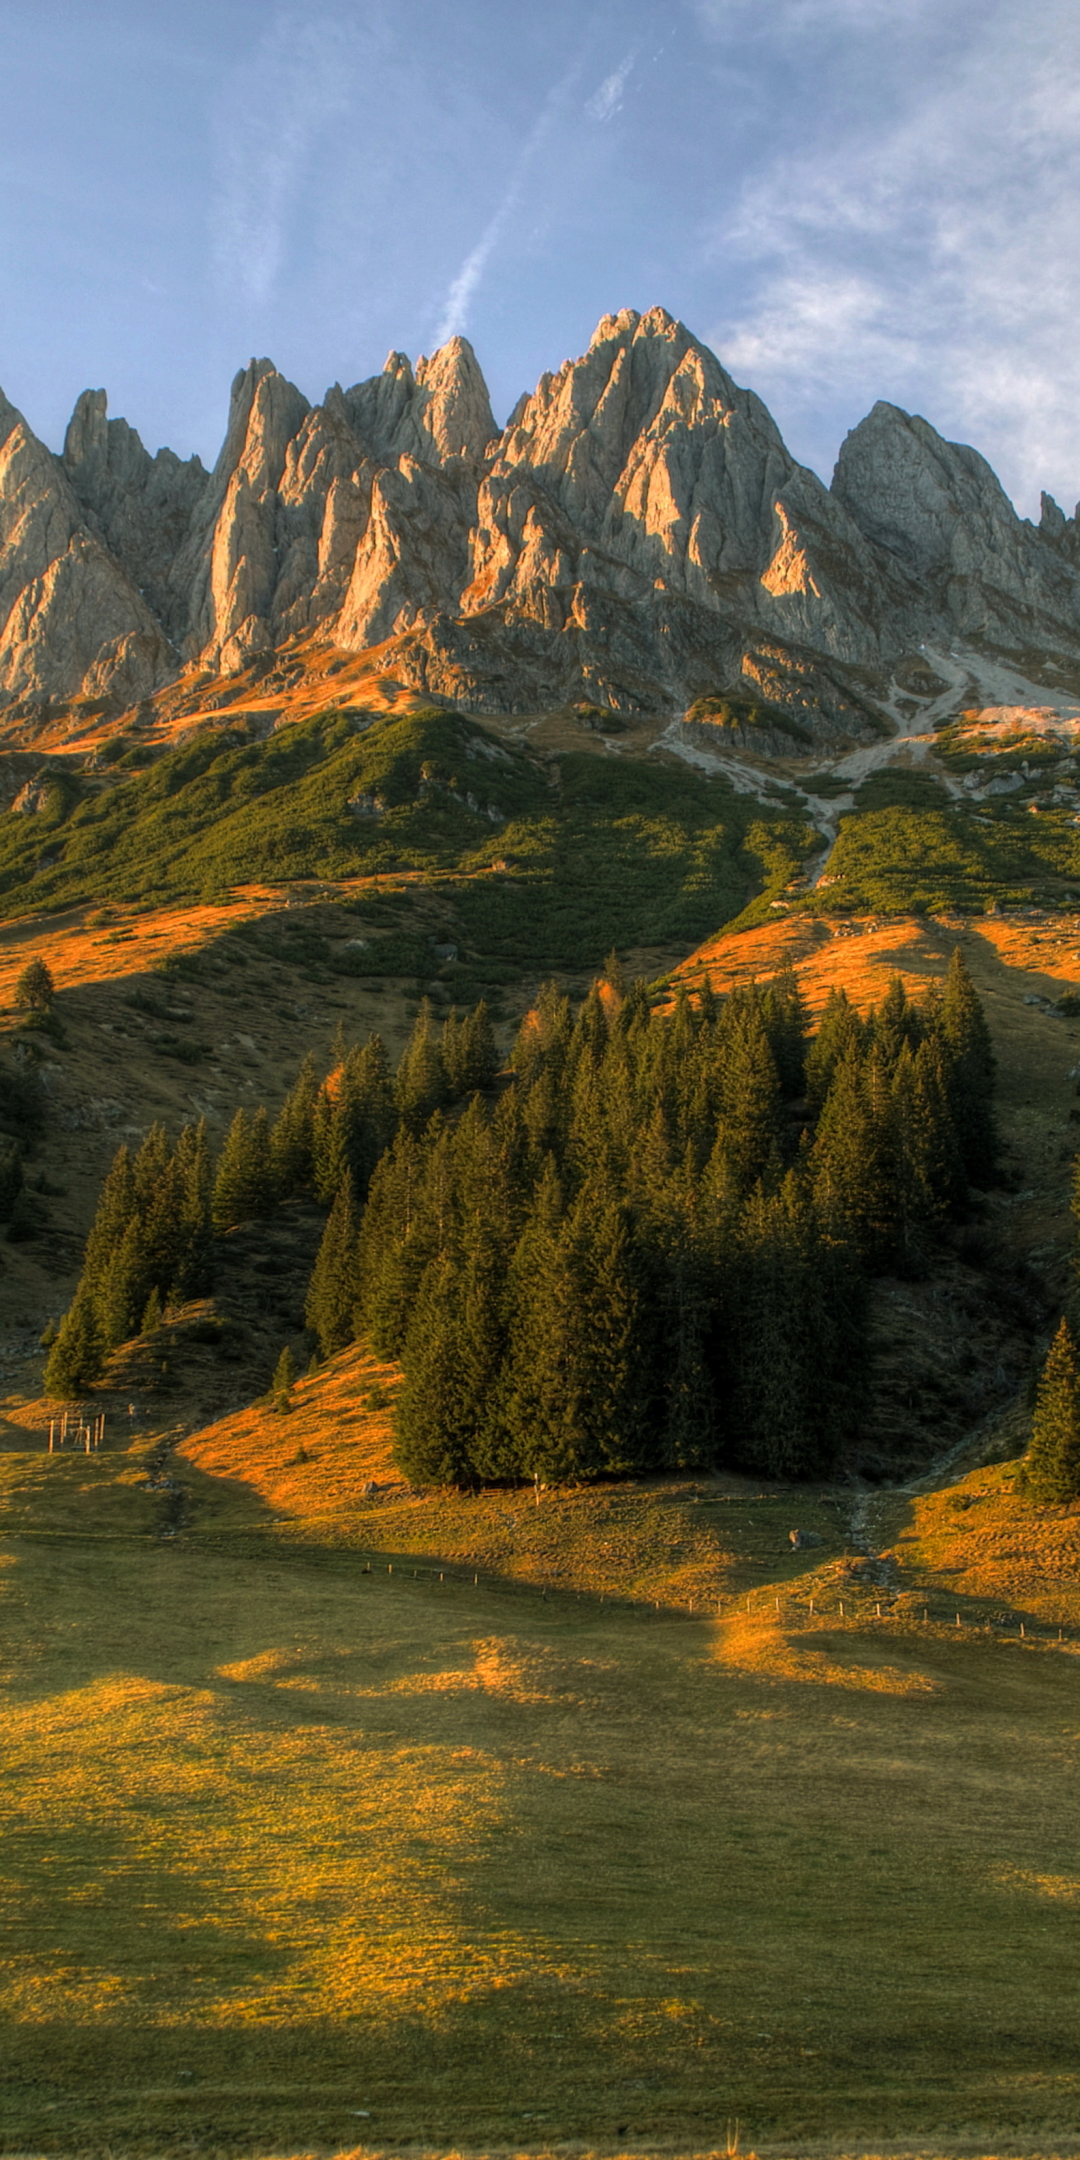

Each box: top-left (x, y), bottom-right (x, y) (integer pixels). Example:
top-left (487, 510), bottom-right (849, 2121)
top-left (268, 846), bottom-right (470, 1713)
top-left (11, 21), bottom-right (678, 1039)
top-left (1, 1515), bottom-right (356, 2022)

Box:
top-left (4, 304), bottom-right (1080, 741)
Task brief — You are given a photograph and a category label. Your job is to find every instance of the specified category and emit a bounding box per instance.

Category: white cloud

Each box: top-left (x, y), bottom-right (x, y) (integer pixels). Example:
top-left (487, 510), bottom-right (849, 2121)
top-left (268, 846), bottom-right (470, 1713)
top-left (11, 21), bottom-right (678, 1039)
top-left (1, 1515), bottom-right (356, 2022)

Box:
top-left (211, 8), bottom-right (358, 307)
top-left (703, 0), bottom-right (1080, 510)
top-left (585, 51), bottom-right (636, 122)
top-left (433, 57), bottom-right (585, 346)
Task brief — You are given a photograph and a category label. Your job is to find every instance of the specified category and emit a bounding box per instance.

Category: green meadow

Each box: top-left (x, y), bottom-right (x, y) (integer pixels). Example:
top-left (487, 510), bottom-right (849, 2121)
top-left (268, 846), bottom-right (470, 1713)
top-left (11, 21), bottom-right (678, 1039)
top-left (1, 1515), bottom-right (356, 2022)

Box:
top-left (3, 1436), bottom-right (1080, 2156)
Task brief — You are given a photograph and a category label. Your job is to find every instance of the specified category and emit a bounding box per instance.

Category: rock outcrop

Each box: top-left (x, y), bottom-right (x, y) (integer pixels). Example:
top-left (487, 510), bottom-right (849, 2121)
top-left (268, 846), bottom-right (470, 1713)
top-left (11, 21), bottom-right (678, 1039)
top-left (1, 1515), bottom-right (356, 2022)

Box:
top-left (4, 309), bottom-right (1080, 736)
top-left (0, 389), bottom-right (172, 710)
top-left (833, 402), bottom-right (1080, 657)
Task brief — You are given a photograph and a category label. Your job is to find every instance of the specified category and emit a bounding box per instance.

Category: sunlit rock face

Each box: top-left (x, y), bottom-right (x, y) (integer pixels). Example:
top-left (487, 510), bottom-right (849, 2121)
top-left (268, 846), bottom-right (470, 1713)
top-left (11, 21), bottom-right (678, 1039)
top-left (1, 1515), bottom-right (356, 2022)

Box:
top-left (0, 389), bottom-right (172, 708)
top-left (3, 309), bottom-right (1080, 733)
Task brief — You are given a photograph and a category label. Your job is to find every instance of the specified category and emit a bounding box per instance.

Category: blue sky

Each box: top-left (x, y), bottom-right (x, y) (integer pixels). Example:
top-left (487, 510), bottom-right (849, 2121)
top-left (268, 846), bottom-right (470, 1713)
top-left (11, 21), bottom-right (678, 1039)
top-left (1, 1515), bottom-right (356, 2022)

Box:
top-left (1, 0), bottom-right (1077, 515)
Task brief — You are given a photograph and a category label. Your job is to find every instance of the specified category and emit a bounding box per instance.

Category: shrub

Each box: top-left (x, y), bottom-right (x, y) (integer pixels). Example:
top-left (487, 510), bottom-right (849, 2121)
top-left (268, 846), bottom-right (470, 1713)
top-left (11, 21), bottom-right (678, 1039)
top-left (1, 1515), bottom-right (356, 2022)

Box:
top-left (14, 958), bottom-right (54, 1011)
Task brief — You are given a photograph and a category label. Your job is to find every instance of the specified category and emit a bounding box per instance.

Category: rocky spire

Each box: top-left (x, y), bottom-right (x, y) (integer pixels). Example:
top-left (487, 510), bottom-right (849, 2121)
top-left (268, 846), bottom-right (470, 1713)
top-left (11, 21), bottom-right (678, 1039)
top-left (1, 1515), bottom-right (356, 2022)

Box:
top-left (0, 388), bottom-right (171, 708)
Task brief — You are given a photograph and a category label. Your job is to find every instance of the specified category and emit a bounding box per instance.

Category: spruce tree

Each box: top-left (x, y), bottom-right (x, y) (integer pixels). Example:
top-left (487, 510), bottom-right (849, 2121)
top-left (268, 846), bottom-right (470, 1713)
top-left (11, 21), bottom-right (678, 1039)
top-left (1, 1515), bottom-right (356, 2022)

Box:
top-left (396, 999), bottom-right (449, 1135)
top-left (1026, 1320), bottom-right (1080, 1502)
top-left (272, 1345), bottom-right (296, 1410)
top-left (443, 1004), bottom-right (498, 1100)
top-left (395, 1236), bottom-right (507, 1485)
top-left (270, 1056), bottom-right (319, 1198)
top-left (80, 1145), bottom-right (137, 1305)
top-left (305, 1171), bottom-right (361, 1356)
top-left (15, 957), bottom-right (54, 1011)
top-left (212, 1108), bottom-right (273, 1231)
top-left (141, 1285), bottom-right (163, 1335)
top-left (811, 1042), bottom-right (885, 1265)
top-left (715, 1001), bottom-right (783, 1199)
top-left (761, 969), bottom-right (809, 1098)
top-left (940, 948), bottom-right (997, 1181)
top-left (44, 1291), bottom-right (104, 1397)
top-left (805, 988), bottom-right (864, 1113)
top-left (172, 1120), bottom-right (213, 1297)
top-left (98, 1216), bottom-right (150, 1347)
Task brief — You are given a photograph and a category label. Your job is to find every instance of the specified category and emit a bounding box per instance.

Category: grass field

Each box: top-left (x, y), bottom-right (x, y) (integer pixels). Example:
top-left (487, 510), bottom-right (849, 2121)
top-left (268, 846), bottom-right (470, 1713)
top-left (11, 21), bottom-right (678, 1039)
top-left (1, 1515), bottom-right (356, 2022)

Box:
top-left (9, 687), bottom-right (1080, 2157)
top-left (4, 1396), bottom-right (1080, 2158)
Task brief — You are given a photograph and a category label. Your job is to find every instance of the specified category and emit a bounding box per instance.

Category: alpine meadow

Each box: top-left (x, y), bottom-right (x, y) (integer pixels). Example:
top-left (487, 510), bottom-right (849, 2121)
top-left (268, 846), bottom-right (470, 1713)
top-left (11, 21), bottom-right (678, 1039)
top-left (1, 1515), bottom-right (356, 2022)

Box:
top-left (6, 305), bottom-right (1080, 2160)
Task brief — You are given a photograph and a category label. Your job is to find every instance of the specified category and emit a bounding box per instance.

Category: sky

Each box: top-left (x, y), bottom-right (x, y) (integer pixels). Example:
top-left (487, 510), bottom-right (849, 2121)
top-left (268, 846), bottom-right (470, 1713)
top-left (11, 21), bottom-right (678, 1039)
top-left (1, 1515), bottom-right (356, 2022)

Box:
top-left (1, 0), bottom-right (1078, 517)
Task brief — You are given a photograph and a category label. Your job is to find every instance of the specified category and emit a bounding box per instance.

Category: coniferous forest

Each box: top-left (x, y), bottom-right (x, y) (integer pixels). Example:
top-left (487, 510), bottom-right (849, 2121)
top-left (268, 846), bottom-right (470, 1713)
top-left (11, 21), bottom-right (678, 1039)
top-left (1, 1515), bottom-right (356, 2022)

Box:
top-left (47, 952), bottom-right (997, 1484)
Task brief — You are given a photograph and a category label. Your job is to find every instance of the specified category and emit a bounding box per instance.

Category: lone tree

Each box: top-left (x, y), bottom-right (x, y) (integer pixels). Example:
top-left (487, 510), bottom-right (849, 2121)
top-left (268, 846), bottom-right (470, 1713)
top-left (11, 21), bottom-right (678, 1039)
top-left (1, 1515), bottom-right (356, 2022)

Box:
top-left (1026, 1319), bottom-right (1080, 1503)
top-left (271, 1344), bottom-right (296, 1412)
top-left (15, 958), bottom-right (54, 1012)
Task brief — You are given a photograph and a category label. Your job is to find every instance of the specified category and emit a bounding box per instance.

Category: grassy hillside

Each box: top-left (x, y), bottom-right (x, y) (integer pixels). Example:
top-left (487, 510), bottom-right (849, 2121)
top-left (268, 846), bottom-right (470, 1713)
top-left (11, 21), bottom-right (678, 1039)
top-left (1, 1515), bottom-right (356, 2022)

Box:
top-left (8, 669), bottom-right (1080, 2155)
top-left (0, 706), bottom-right (817, 969)
top-left (4, 1382), bottom-right (1080, 2155)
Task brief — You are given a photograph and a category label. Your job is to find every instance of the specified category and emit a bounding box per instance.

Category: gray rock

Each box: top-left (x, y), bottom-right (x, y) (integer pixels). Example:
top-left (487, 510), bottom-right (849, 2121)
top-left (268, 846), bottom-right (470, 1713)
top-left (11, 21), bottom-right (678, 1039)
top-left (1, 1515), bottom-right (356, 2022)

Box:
top-left (10, 306), bottom-right (1080, 738)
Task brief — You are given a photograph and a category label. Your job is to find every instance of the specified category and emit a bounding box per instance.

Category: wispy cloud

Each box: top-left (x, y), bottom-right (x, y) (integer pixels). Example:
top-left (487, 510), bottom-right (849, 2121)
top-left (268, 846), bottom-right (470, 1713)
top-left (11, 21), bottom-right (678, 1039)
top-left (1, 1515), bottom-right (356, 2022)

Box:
top-left (433, 58), bottom-right (585, 347)
top-left (585, 51), bottom-right (636, 122)
top-left (211, 8), bottom-right (360, 307)
top-left (701, 0), bottom-right (1080, 509)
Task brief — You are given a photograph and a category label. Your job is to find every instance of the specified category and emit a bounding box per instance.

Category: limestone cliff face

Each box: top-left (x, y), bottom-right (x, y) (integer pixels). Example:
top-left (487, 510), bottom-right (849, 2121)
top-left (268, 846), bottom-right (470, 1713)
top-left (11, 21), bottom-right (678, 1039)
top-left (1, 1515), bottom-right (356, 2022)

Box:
top-left (833, 402), bottom-right (1080, 655)
top-left (447, 306), bottom-right (898, 716)
top-left (63, 391), bottom-right (207, 642)
top-left (0, 389), bottom-right (172, 708)
top-left (3, 310), bottom-right (1080, 731)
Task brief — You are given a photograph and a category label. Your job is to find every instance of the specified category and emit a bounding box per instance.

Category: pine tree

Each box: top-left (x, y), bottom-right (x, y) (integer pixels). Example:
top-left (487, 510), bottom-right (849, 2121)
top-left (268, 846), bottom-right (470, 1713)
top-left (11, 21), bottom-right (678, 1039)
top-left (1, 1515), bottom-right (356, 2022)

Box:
top-left (761, 969), bottom-right (809, 1098)
top-left (44, 1290), bottom-right (104, 1397)
top-left (459, 1000), bottom-right (499, 1094)
top-left (141, 1285), bottom-right (163, 1336)
top-left (272, 1345), bottom-right (296, 1410)
top-left (212, 1108), bottom-right (272, 1231)
top-left (653, 1209), bottom-right (719, 1469)
top-left (511, 979), bottom-right (572, 1084)
top-left (171, 1120), bottom-right (214, 1297)
top-left (811, 1042), bottom-right (885, 1264)
top-left (98, 1216), bottom-right (150, 1346)
top-left (396, 999), bottom-right (449, 1135)
top-left (805, 988), bottom-right (864, 1113)
top-left (395, 1235), bottom-right (507, 1484)
top-left (355, 1126), bottom-right (431, 1355)
top-left (80, 1145), bottom-right (137, 1304)
top-left (305, 1171), bottom-right (361, 1356)
top-left (496, 1175), bottom-right (647, 1481)
top-left (715, 999), bottom-right (783, 1199)
top-left (939, 948), bottom-right (997, 1181)
top-left (443, 1002), bottom-right (499, 1100)
top-left (270, 1056), bottom-right (319, 1198)
top-left (730, 1174), bottom-right (862, 1479)
top-left (15, 957), bottom-right (54, 1011)
top-left (1026, 1320), bottom-right (1080, 1502)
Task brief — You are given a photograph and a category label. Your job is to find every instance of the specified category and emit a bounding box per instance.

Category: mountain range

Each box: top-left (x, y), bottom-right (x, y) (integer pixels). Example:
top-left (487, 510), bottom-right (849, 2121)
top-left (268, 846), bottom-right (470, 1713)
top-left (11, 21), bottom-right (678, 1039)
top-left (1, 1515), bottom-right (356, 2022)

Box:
top-left (5, 305), bottom-right (1080, 746)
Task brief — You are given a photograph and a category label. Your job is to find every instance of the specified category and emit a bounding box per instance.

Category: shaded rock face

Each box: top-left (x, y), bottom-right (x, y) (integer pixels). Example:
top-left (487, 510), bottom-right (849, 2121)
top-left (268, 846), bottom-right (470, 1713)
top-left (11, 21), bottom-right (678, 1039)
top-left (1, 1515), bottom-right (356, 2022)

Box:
top-left (63, 390), bottom-right (207, 642)
top-left (833, 402), bottom-right (1080, 656)
top-left (3, 310), bottom-right (1080, 731)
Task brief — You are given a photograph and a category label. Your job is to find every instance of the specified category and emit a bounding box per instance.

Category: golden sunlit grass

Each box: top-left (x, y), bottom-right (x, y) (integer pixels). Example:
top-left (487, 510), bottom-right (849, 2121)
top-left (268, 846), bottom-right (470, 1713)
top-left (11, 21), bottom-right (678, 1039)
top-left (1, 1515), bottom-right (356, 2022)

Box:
top-left (177, 1347), bottom-right (846, 1610)
top-left (6, 1395), bottom-right (1080, 2156)
top-left (7, 894), bottom-right (1080, 2156)
top-left (880, 1456), bottom-right (1080, 1634)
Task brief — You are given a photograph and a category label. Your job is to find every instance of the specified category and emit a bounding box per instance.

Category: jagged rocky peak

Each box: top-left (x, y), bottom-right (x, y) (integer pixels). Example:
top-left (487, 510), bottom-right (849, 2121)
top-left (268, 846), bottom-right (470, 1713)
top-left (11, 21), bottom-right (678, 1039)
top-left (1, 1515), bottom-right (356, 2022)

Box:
top-left (832, 401), bottom-right (1024, 571)
top-left (62, 388), bottom-right (207, 640)
top-left (172, 357), bottom-right (313, 673)
top-left (5, 308), bottom-right (1080, 737)
top-left (466, 302), bottom-right (887, 675)
top-left (0, 384), bottom-right (171, 708)
top-left (342, 335), bottom-right (497, 467)
top-left (831, 401), bottom-right (1080, 652)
